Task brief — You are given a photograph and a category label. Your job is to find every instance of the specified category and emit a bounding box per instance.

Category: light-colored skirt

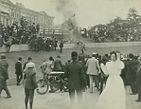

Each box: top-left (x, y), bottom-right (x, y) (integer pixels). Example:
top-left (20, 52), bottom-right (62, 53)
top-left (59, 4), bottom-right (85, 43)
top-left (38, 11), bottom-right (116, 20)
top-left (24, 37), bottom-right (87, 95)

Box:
top-left (96, 75), bottom-right (126, 109)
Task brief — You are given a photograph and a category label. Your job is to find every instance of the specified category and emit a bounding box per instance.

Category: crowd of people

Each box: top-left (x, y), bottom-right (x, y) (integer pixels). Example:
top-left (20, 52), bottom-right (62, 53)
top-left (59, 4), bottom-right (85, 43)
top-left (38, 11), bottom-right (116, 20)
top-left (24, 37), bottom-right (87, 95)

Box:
top-left (0, 17), bottom-right (41, 52)
top-left (29, 36), bottom-right (64, 52)
top-left (0, 18), bottom-right (65, 53)
top-left (0, 19), bottom-right (40, 45)
top-left (0, 50), bottom-right (141, 109)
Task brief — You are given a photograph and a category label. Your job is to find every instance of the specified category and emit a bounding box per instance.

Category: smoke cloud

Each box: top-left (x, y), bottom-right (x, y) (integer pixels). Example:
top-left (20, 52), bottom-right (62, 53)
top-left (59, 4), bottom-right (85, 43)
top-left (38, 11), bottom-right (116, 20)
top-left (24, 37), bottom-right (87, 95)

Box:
top-left (55, 0), bottom-right (80, 42)
top-left (56, 0), bottom-right (77, 20)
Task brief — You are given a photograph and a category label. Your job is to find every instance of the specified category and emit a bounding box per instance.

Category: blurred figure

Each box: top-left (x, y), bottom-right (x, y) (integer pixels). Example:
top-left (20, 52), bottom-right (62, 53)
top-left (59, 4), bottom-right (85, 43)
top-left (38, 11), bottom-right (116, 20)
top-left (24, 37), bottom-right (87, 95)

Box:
top-left (15, 57), bottom-right (23, 85)
top-left (126, 53), bottom-right (138, 95)
top-left (0, 34), bottom-right (3, 47)
top-left (23, 63), bottom-right (37, 109)
top-left (40, 60), bottom-right (47, 80)
top-left (86, 53), bottom-right (101, 93)
top-left (23, 57), bottom-right (35, 71)
top-left (116, 51), bottom-right (127, 86)
top-left (46, 57), bottom-right (54, 74)
top-left (3, 36), bottom-right (13, 53)
top-left (53, 55), bottom-right (63, 92)
top-left (99, 56), bottom-right (108, 94)
top-left (0, 54), bottom-right (11, 98)
top-left (59, 41), bottom-right (64, 53)
top-left (36, 24), bottom-right (40, 34)
top-left (96, 51), bottom-right (125, 109)
top-left (66, 51), bottom-right (84, 104)
top-left (31, 23), bottom-right (36, 35)
top-left (136, 56), bottom-right (141, 102)
top-left (53, 55), bottom-right (63, 72)
top-left (54, 38), bottom-right (58, 51)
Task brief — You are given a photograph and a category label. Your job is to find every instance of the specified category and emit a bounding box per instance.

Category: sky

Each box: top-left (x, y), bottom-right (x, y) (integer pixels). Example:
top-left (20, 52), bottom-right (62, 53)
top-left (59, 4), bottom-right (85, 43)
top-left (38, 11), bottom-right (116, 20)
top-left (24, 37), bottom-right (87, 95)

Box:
top-left (11, 0), bottom-right (141, 27)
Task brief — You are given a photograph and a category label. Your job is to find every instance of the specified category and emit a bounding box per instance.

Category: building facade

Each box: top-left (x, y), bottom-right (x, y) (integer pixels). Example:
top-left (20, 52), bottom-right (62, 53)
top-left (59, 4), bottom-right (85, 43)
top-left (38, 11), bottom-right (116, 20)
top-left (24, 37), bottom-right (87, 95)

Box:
top-left (0, 0), bottom-right (54, 32)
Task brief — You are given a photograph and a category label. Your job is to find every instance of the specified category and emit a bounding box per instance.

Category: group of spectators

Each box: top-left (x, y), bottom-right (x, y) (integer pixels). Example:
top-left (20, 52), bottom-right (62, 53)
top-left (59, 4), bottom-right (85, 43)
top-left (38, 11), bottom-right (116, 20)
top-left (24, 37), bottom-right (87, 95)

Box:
top-left (0, 18), bottom-right (65, 53)
top-left (29, 36), bottom-right (64, 52)
top-left (0, 18), bottom-right (40, 47)
top-left (38, 51), bottom-right (141, 102)
top-left (0, 50), bottom-right (141, 109)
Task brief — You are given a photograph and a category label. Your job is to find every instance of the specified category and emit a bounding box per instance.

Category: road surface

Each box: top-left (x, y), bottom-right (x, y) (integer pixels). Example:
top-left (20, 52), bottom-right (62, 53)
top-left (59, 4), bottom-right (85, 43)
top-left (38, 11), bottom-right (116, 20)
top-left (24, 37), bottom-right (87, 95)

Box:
top-left (0, 85), bottom-right (141, 109)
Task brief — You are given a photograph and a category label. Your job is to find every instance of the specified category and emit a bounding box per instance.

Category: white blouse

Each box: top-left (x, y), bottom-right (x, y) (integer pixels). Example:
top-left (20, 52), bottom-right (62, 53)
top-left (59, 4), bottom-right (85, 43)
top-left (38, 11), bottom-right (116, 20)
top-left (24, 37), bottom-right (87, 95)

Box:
top-left (105, 60), bottom-right (124, 76)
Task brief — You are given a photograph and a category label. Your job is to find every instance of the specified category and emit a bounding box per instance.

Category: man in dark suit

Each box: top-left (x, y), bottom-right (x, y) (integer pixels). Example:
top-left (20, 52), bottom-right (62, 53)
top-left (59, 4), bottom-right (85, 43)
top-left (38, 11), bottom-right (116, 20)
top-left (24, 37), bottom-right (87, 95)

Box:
top-left (65, 51), bottom-right (84, 104)
top-left (126, 54), bottom-right (138, 95)
top-left (136, 56), bottom-right (141, 102)
top-left (59, 41), bottom-right (64, 53)
top-left (15, 57), bottom-right (23, 85)
top-left (0, 54), bottom-right (11, 98)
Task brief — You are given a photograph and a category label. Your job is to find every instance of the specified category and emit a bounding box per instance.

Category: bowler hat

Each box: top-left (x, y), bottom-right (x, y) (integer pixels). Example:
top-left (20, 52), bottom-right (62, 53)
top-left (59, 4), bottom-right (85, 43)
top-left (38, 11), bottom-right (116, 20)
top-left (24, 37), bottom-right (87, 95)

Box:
top-left (71, 51), bottom-right (78, 58)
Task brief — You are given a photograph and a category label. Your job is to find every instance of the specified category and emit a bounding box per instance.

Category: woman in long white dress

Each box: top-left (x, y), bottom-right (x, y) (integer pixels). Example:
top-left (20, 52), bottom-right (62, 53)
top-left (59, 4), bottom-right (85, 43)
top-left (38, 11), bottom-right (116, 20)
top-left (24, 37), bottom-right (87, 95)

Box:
top-left (96, 51), bottom-right (126, 109)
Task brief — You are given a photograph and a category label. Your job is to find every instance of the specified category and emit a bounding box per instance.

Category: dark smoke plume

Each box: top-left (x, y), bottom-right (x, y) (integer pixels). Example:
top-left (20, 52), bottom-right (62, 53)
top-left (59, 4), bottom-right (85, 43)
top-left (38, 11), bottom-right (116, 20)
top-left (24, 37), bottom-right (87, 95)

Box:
top-left (55, 0), bottom-right (80, 41)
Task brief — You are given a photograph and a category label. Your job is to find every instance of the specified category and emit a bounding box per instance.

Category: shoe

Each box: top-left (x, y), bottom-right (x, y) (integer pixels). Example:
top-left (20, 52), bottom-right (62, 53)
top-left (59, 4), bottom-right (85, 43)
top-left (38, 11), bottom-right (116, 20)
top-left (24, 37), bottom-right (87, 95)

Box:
top-left (136, 99), bottom-right (141, 102)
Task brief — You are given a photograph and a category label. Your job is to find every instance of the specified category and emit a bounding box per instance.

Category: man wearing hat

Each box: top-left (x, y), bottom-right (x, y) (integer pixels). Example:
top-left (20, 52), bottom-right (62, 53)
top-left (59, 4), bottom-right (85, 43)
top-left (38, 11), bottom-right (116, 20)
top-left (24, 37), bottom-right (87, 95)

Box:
top-left (65, 51), bottom-right (84, 104)
top-left (0, 54), bottom-right (11, 98)
top-left (86, 52), bottom-right (101, 93)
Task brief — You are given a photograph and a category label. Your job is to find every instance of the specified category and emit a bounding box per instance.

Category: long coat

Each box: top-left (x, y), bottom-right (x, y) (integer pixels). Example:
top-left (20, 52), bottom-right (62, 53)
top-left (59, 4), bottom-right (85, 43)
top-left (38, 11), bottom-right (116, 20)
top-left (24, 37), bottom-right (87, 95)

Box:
top-left (15, 61), bottom-right (22, 75)
top-left (0, 59), bottom-right (9, 88)
top-left (136, 64), bottom-right (141, 89)
top-left (66, 61), bottom-right (84, 90)
top-left (126, 59), bottom-right (138, 83)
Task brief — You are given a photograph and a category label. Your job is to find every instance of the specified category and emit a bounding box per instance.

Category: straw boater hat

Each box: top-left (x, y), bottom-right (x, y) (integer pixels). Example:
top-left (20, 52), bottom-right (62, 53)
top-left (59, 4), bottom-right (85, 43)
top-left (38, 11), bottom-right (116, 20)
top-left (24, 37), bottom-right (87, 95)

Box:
top-left (26, 63), bottom-right (35, 68)
top-left (92, 52), bottom-right (97, 55)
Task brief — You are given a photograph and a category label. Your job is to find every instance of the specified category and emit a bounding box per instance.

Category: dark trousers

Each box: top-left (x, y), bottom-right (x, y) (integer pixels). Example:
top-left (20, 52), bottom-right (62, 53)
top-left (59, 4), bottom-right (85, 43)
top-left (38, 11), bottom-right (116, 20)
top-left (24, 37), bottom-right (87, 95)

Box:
top-left (25, 88), bottom-right (35, 109)
top-left (137, 87), bottom-right (141, 100)
top-left (69, 88), bottom-right (82, 103)
top-left (60, 47), bottom-right (63, 53)
top-left (130, 81), bottom-right (137, 94)
top-left (16, 74), bottom-right (23, 84)
top-left (54, 47), bottom-right (57, 51)
top-left (86, 75), bottom-right (90, 88)
top-left (0, 80), bottom-right (11, 97)
top-left (89, 75), bottom-right (99, 92)
top-left (60, 81), bottom-right (64, 91)
top-left (99, 76), bottom-right (108, 94)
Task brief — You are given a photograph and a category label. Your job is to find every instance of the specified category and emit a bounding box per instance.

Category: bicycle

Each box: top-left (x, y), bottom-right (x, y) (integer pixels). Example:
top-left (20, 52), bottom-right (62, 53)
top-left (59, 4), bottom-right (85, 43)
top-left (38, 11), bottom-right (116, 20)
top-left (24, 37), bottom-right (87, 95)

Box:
top-left (36, 71), bottom-right (68, 95)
